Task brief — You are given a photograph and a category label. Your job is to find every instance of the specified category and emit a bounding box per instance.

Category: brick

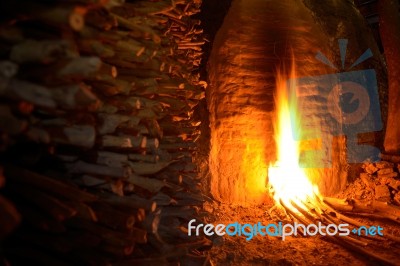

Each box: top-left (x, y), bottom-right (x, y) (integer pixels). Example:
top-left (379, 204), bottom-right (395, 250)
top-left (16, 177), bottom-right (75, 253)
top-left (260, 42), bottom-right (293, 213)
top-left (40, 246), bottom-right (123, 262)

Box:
top-left (360, 173), bottom-right (374, 188)
top-left (377, 168), bottom-right (394, 176)
top-left (388, 179), bottom-right (400, 191)
top-left (379, 172), bottom-right (398, 184)
top-left (375, 161), bottom-right (394, 169)
top-left (375, 185), bottom-right (391, 202)
top-left (363, 163), bottom-right (378, 174)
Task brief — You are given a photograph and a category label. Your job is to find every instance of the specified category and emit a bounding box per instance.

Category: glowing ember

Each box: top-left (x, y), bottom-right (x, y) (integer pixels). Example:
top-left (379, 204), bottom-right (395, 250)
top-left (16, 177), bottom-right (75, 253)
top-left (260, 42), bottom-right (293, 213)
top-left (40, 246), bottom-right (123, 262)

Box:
top-left (268, 65), bottom-right (320, 210)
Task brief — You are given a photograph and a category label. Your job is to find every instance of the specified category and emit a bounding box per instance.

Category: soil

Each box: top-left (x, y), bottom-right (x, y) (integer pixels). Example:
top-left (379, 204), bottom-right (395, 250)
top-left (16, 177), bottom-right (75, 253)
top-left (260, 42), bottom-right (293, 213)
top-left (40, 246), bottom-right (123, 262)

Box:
top-left (204, 199), bottom-right (396, 266)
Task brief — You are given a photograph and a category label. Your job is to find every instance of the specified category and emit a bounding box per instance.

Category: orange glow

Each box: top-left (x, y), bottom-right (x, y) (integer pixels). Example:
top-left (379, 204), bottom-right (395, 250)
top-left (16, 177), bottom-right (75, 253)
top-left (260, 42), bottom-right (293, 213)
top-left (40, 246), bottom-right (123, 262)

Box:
top-left (268, 65), bottom-right (321, 210)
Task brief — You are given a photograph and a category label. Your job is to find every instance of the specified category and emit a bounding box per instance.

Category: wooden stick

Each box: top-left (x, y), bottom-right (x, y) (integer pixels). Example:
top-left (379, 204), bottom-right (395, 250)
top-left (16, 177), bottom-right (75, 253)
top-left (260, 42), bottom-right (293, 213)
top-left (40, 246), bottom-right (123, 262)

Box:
top-left (323, 197), bottom-right (400, 223)
top-left (7, 184), bottom-right (77, 221)
top-left (66, 160), bottom-right (131, 179)
top-left (100, 193), bottom-right (156, 212)
top-left (0, 195), bottom-right (20, 239)
top-left (4, 166), bottom-right (98, 202)
top-left (10, 40), bottom-right (73, 64)
top-left (16, 205), bottom-right (66, 233)
top-left (90, 203), bottom-right (135, 231)
top-left (37, 6), bottom-right (86, 31)
top-left (0, 61), bottom-right (18, 78)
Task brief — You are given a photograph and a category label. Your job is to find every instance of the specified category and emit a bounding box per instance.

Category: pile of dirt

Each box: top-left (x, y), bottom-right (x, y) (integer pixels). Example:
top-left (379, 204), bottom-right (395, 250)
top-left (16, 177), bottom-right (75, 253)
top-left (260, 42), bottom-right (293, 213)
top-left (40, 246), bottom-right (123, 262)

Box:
top-left (204, 200), bottom-right (371, 266)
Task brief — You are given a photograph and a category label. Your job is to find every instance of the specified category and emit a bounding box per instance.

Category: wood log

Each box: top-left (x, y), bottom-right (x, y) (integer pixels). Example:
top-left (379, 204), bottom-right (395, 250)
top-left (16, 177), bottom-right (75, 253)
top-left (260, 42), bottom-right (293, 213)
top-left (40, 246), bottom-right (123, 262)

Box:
top-left (158, 172), bottom-right (183, 186)
top-left (151, 192), bottom-right (177, 206)
top-left (140, 209), bottom-right (160, 234)
top-left (113, 39), bottom-right (147, 58)
top-left (117, 123), bottom-right (149, 136)
top-left (44, 124), bottom-right (96, 148)
top-left (10, 40), bottom-right (74, 64)
top-left (0, 195), bottom-right (20, 239)
top-left (0, 0), bottom-right (209, 263)
top-left (57, 57), bottom-right (102, 78)
top-left (120, 0), bottom-right (177, 16)
top-left (80, 175), bottom-right (108, 187)
top-left (167, 161), bottom-right (197, 172)
top-left (97, 113), bottom-right (141, 135)
top-left (101, 96), bottom-right (142, 113)
top-left (78, 39), bottom-right (115, 58)
top-left (128, 160), bottom-right (176, 175)
top-left (0, 60), bottom-right (18, 78)
top-left (158, 142), bottom-right (197, 151)
top-left (20, 58), bottom-right (102, 85)
top-left (100, 135), bottom-right (147, 149)
top-left (98, 62), bottom-right (118, 78)
top-left (85, 75), bottom-right (133, 96)
top-left (69, 249), bottom-right (112, 266)
top-left (90, 203), bottom-right (135, 231)
top-left (16, 205), bottom-right (66, 233)
top-left (113, 257), bottom-right (168, 266)
top-left (172, 191), bottom-right (205, 206)
top-left (3, 79), bottom-right (98, 112)
top-left (85, 8), bottom-right (117, 31)
top-left (160, 206), bottom-right (195, 221)
top-left (3, 79), bottom-right (56, 108)
top-left (37, 6), bottom-right (86, 31)
top-left (141, 119), bottom-right (163, 139)
top-left (112, 13), bottom-right (161, 43)
top-left (5, 247), bottom-right (72, 266)
top-left (126, 174), bottom-right (166, 193)
top-left (99, 193), bottom-right (156, 212)
top-left (97, 103), bottom-right (118, 114)
top-left (128, 153), bottom-right (159, 163)
top-left (98, 179), bottom-right (124, 196)
top-left (0, 26), bottom-right (24, 43)
top-left (99, 242), bottom-right (134, 257)
top-left (94, 151), bottom-right (128, 167)
top-left (101, 0), bottom-right (126, 9)
top-left (51, 83), bottom-right (99, 109)
top-left (4, 166), bottom-right (98, 202)
top-left (67, 201), bottom-right (98, 222)
top-left (146, 232), bottom-right (187, 257)
top-left (14, 229), bottom-right (102, 254)
top-left (25, 127), bottom-right (51, 144)
top-left (0, 105), bottom-right (28, 135)
top-left (66, 160), bottom-right (131, 179)
top-left (7, 184), bottom-right (77, 221)
top-left (116, 77), bottom-right (158, 89)
top-left (66, 217), bottom-right (137, 247)
top-left (132, 208), bottom-right (145, 223)
top-left (324, 197), bottom-right (400, 222)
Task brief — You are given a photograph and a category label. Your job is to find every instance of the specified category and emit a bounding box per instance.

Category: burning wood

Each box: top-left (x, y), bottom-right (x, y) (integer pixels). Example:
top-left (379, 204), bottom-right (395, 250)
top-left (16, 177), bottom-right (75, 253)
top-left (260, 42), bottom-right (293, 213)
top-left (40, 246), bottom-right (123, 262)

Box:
top-left (267, 65), bottom-right (400, 265)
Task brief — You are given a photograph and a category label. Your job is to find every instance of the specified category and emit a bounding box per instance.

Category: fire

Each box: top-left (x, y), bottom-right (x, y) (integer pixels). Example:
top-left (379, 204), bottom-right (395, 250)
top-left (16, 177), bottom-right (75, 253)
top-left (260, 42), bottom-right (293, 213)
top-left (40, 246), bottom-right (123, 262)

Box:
top-left (268, 65), bottom-right (320, 210)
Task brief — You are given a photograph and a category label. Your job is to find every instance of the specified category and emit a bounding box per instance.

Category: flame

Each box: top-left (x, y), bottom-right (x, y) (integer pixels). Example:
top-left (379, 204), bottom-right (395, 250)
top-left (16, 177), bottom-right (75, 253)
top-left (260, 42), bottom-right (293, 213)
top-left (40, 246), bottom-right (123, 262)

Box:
top-left (268, 64), bottom-right (320, 210)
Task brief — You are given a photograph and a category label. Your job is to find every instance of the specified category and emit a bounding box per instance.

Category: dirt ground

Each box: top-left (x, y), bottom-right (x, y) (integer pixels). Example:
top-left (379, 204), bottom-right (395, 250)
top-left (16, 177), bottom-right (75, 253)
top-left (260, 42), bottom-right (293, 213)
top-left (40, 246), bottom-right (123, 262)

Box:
top-left (203, 199), bottom-right (398, 266)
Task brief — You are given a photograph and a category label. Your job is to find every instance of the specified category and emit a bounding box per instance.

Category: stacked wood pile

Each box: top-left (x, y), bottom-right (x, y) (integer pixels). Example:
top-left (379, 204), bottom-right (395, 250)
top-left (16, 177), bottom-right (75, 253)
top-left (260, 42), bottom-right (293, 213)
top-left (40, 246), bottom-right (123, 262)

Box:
top-left (344, 154), bottom-right (400, 205)
top-left (0, 0), bottom-right (212, 265)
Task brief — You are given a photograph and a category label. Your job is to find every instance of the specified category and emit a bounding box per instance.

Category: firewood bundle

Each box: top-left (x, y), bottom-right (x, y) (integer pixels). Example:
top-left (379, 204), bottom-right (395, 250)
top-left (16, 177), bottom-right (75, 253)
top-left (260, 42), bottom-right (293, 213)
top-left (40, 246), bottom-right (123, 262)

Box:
top-left (0, 0), bottom-right (211, 265)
